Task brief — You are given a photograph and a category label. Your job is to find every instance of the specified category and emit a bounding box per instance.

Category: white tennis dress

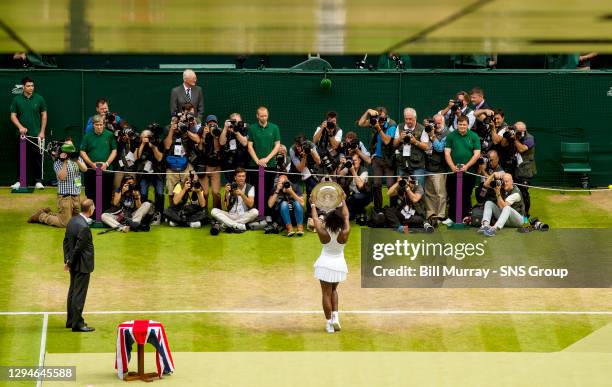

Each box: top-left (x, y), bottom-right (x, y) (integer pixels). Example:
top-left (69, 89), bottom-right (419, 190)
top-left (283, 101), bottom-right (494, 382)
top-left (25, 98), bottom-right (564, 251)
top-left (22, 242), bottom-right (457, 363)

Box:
top-left (314, 230), bottom-right (348, 283)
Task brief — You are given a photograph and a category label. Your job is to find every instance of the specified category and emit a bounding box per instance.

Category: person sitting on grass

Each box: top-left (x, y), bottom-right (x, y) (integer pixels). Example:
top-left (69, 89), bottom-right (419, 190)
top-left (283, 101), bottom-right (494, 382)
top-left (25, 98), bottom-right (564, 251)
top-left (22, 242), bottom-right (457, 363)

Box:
top-left (267, 173), bottom-right (305, 236)
top-left (478, 172), bottom-right (525, 237)
top-left (164, 172), bottom-right (208, 228)
top-left (101, 175), bottom-right (152, 232)
top-left (210, 167), bottom-right (259, 232)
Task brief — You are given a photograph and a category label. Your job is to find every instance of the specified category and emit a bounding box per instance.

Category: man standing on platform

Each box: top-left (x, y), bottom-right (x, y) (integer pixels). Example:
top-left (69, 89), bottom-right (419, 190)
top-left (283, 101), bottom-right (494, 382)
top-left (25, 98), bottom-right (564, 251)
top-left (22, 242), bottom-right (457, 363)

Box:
top-left (63, 199), bottom-right (96, 332)
top-left (10, 76), bottom-right (48, 190)
top-left (170, 69), bottom-right (204, 121)
top-left (247, 106), bottom-right (281, 216)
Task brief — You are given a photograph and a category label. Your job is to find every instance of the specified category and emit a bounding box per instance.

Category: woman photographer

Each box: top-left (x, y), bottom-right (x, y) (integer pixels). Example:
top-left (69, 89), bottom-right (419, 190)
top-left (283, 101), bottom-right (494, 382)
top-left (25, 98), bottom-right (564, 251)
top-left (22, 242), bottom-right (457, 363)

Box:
top-left (310, 193), bottom-right (350, 333)
top-left (101, 175), bottom-right (152, 232)
top-left (267, 174), bottom-right (304, 236)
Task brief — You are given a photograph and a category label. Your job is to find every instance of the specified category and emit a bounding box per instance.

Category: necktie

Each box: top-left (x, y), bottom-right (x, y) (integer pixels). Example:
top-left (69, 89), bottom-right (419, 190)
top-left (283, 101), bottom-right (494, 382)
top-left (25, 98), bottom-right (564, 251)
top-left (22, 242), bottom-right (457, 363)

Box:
top-left (186, 88), bottom-right (191, 103)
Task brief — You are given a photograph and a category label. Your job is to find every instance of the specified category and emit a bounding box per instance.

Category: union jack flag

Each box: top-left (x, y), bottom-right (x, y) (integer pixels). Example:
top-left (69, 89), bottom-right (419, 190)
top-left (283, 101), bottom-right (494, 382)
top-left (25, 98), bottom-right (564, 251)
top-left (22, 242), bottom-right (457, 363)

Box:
top-left (115, 320), bottom-right (175, 379)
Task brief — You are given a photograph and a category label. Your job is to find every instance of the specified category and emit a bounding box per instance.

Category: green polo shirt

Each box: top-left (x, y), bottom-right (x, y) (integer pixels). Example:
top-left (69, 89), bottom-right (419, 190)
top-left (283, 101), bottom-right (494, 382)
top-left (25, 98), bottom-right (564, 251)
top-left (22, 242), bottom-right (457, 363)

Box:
top-left (80, 129), bottom-right (117, 165)
top-left (249, 121), bottom-right (281, 167)
top-left (445, 129), bottom-right (481, 167)
top-left (10, 93), bottom-right (47, 136)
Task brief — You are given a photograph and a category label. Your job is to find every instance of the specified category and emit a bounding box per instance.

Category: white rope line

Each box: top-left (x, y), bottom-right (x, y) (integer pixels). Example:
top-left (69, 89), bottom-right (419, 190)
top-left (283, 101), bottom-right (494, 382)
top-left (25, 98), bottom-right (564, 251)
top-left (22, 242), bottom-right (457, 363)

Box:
top-left (36, 313), bottom-right (48, 387)
top-left (2, 309), bottom-right (612, 316)
top-left (464, 171), bottom-right (611, 192)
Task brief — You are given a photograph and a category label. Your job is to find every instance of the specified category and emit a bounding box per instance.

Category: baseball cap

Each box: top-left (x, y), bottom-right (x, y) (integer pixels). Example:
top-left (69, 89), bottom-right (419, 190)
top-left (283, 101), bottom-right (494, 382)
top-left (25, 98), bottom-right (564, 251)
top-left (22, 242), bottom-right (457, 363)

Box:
top-left (206, 114), bottom-right (218, 123)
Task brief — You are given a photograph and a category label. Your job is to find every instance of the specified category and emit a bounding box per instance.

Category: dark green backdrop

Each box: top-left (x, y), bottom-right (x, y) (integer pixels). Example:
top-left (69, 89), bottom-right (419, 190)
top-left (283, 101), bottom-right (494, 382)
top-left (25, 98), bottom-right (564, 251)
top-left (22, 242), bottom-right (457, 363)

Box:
top-left (1, 69), bottom-right (610, 186)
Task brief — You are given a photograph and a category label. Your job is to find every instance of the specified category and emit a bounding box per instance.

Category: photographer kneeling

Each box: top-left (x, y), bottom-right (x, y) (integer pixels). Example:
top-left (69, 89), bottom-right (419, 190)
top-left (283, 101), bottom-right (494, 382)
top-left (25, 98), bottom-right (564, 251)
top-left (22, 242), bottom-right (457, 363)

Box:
top-left (267, 174), bottom-right (305, 236)
top-left (385, 177), bottom-right (432, 233)
top-left (478, 172), bottom-right (525, 237)
top-left (210, 168), bottom-right (258, 233)
top-left (29, 139), bottom-right (88, 227)
top-left (164, 171), bottom-right (207, 228)
top-left (336, 153), bottom-right (370, 223)
top-left (101, 175), bottom-right (153, 232)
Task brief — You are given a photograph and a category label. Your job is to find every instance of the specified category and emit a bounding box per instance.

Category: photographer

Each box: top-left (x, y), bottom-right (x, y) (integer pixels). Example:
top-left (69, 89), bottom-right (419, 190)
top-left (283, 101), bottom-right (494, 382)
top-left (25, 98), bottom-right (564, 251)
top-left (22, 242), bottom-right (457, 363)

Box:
top-left (394, 107), bottom-right (430, 187)
top-left (338, 131), bottom-right (371, 165)
top-left (164, 171), bottom-right (208, 228)
top-left (312, 111), bottom-right (342, 172)
top-left (219, 113), bottom-right (249, 182)
top-left (84, 98), bottom-right (121, 135)
top-left (289, 135), bottom-right (321, 200)
top-left (437, 91), bottom-right (475, 130)
top-left (336, 153), bottom-right (371, 222)
top-left (101, 175), bottom-right (153, 232)
top-left (490, 109), bottom-right (508, 146)
top-left (211, 167), bottom-right (259, 233)
top-left (111, 120), bottom-right (138, 191)
top-left (28, 139), bottom-right (87, 227)
top-left (474, 150), bottom-right (504, 204)
top-left (276, 144), bottom-right (292, 174)
top-left (497, 121), bottom-right (536, 216)
top-left (80, 114), bottom-right (117, 211)
top-left (163, 103), bottom-right (200, 201)
top-left (198, 115), bottom-right (223, 210)
top-left (423, 114), bottom-right (449, 222)
top-left (267, 174), bottom-right (305, 236)
top-left (134, 125), bottom-right (165, 221)
top-left (478, 172), bottom-right (525, 237)
top-left (358, 107), bottom-right (399, 214)
top-left (385, 177), bottom-right (430, 232)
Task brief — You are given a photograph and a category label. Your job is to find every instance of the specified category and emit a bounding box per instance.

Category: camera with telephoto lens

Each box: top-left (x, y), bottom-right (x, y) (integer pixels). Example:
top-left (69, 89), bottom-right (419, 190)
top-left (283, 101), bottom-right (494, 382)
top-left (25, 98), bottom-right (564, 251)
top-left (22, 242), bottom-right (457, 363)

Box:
top-left (477, 156), bottom-right (489, 166)
top-left (348, 138), bottom-right (360, 151)
top-left (188, 171), bottom-right (201, 190)
top-left (229, 120), bottom-right (247, 135)
top-left (343, 159), bottom-right (353, 169)
top-left (301, 141), bottom-right (312, 155)
top-left (320, 154), bottom-right (335, 172)
top-left (230, 182), bottom-right (239, 192)
top-left (483, 113), bottom-right (495, 125)
top-left (450, 99), bottom-right (462, 112)
top-left (530, 218), bottom-right (549, 231)
top-left (209, 122), bottom-right (222, 137)
top-left (424, 119), bottom-right (436, 133)
top-left (503, 126), bottom-right (516, 139)
top-left (282, 181), bottom-right (291, 190)
top-left (276, 154), bottom-right (286, 171)
top-left (210, 221), bottom-right (224, 236)
top-left (402, 131), bottom-right (415, 144)
top-left (326, 120), bottom-right (336, 131)
top-left (489, 178), bottom-right (502, 188)
top-left (105, 112), bottom-right (119, 131)
top-left (397, 178), bottom-right (415, 195)
top-left (264, 221), bottom-right (281, 234)
top-left (177, 112), bottom-right (196, 134)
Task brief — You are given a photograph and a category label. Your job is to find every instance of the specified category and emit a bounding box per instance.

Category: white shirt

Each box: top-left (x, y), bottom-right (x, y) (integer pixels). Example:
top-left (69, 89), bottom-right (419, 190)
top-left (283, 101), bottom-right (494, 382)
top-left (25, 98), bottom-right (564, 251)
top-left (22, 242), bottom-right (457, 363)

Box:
top-left (401, 124), bottom-right (430, 157)
top-left (314, 126), bottom-right (343, 144)
top-left (349, 170), bottom-right (368, 194)
top-left (229, 185), bottom-right (255, 216)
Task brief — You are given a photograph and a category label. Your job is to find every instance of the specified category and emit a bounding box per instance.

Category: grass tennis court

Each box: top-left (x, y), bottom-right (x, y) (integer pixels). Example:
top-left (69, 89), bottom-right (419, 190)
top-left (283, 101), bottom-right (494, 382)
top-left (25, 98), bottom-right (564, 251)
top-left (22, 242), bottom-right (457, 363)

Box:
top-left (1, 188), bottom-right (612, 385)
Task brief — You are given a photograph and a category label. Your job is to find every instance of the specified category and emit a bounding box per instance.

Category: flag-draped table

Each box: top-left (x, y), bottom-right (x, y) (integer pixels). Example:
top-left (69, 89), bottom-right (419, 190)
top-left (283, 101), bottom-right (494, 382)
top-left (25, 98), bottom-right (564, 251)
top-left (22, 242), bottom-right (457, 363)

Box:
top-left (115, 320), bottom-right (175, 381)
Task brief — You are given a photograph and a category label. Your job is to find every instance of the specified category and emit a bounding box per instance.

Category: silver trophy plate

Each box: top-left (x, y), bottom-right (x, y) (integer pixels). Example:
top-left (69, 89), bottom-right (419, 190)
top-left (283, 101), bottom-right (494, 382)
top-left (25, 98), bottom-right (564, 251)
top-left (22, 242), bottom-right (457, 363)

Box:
top-left (312, 181), bottom-right (343, 212)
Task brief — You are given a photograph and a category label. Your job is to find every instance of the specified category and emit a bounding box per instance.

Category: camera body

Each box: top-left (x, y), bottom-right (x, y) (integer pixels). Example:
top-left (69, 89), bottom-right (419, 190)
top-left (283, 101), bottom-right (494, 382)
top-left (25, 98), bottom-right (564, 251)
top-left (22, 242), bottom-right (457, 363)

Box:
top-left (397, 178), bottom-right (416, 195)
top-left (188, 171), bottom-right (202, 190)
top-left (369, 115), bottom-right (387, 127)
top-left (282, 181), bottom-right (291, 190)
top-left (177, 112), bottom-right (197, 134)
top-left (402, 131), bottom-right (415, 144)
top-left (450, 99), bottom-right (462, 112)
top-left (477, 156), bottom-right (489, 166)
top-left (343, 159), bottom-right (353, 169)
top-left (229, 120), bottom-right (248, 135)
top-left (209, 122), bottom-right (222, 137)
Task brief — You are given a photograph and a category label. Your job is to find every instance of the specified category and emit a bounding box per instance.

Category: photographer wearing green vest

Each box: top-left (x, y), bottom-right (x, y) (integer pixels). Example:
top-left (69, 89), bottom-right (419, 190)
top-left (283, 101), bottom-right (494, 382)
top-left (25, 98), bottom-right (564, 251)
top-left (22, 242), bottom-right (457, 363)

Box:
top-left (394, 107), bottom-right (430, 188)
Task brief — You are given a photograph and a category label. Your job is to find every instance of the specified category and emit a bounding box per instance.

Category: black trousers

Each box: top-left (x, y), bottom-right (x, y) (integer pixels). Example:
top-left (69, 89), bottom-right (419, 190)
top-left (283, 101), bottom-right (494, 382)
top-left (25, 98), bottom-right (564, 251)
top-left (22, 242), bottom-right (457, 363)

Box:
top-left (371, 157), bottom-right (396, 213)
top-left (24, 139), bottom-right (43, 185)
top-left (515, 178), bottom-right (531, 217)
top-left (66, 270), bottom-right (90, 329)
top-left (384, 206), bottom-right (425, 228)
top-left (84, 169), bottom-right (114, 212)
top-left (446, 172), bottom-right (475, 221)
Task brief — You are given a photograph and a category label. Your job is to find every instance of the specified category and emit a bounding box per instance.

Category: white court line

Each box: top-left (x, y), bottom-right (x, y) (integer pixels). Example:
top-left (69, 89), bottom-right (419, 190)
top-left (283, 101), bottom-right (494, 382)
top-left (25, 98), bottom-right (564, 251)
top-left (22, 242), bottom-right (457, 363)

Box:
top-left (36, 312), bottom-right (48, 387)
top-left (2, 309), bottom-right (612, 316)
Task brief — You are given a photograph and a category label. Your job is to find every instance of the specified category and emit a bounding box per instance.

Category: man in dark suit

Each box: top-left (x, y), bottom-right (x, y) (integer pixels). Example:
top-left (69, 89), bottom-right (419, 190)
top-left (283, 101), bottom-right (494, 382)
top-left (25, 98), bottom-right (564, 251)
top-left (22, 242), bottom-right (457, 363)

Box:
top-left (63, 199), bottom-right (96, 332)
top-left (170, 69), bottom-right (204, 120)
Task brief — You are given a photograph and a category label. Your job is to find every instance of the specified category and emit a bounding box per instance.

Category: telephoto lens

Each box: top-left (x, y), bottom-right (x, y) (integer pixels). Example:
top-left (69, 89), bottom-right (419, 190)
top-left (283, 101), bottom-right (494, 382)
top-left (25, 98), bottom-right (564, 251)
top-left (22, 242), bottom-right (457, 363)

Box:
top-left (283, 181), bottom-right (291, 189)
